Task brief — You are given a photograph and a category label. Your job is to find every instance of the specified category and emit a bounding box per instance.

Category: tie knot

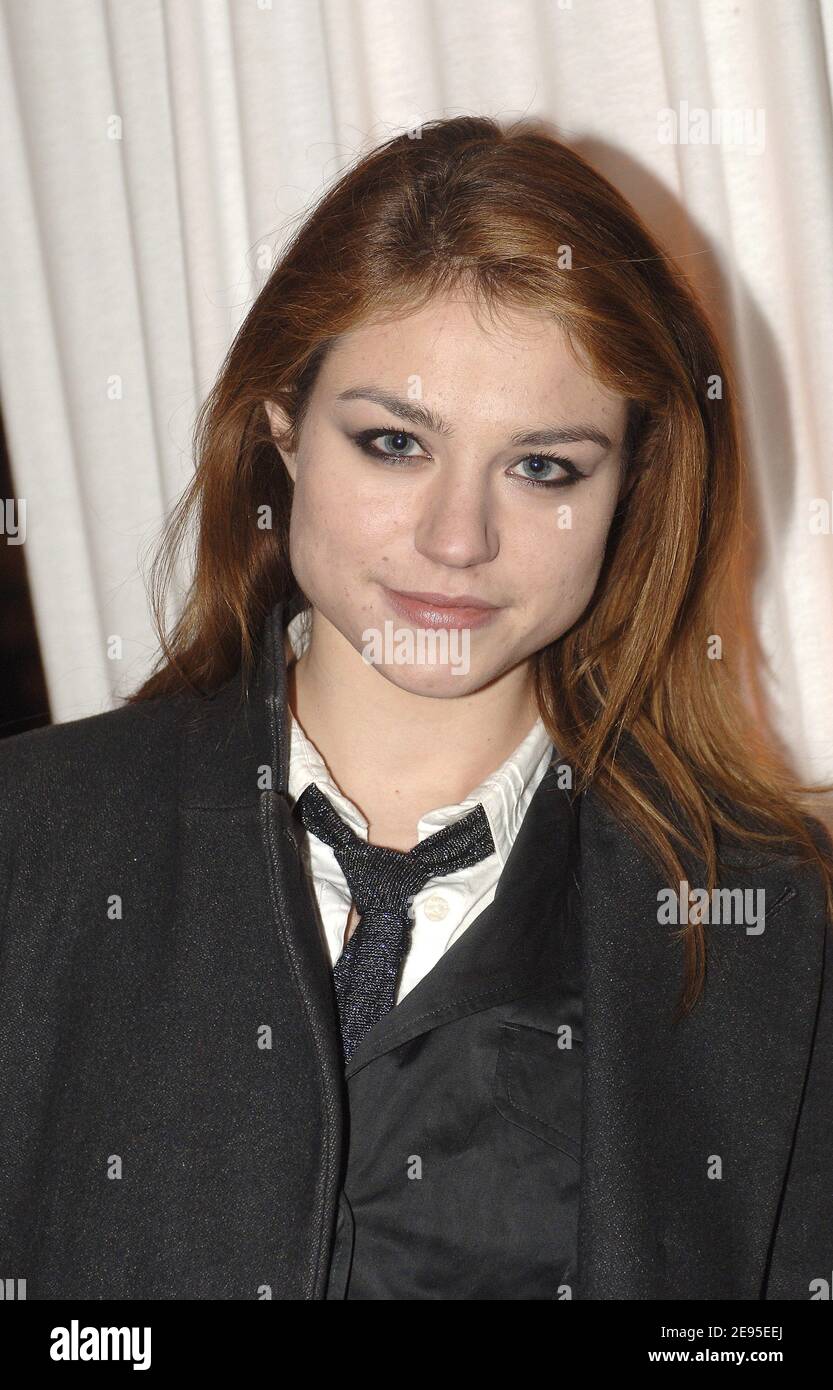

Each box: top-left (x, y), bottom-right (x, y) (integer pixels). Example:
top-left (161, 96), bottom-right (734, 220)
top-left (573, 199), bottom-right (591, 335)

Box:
top-left (294, 782), bottom-right (495, 915)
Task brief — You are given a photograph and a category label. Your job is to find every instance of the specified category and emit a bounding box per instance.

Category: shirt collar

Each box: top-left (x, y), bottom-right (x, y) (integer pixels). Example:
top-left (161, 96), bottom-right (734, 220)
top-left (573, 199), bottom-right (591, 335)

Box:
top-left (284, 608), bottom-right (554, 866)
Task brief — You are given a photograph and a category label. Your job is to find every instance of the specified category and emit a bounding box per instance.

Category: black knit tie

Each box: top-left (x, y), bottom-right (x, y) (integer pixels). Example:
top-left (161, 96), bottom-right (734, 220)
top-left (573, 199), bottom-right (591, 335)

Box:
top-left (294, 782), bottom-right (496, 1063)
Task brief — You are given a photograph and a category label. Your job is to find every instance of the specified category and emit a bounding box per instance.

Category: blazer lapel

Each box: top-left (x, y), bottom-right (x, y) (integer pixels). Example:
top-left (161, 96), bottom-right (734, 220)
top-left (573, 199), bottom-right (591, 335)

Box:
top-left (178, 594), bottom-right (345, 1296)
top-left (178, 593), bottom-right (339, 1076)
top-left (576, 785), bottom-right (825, 1299)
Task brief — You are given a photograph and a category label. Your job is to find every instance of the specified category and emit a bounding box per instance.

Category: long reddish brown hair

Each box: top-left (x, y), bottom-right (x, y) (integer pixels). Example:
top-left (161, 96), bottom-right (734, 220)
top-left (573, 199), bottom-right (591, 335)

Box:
top-left (128, 115), bottom-right (833, 1012)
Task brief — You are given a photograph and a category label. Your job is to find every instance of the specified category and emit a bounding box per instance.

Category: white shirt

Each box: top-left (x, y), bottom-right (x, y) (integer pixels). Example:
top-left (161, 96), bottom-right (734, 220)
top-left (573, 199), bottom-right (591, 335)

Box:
top-left (285, 609), bottom-right (554, 1003)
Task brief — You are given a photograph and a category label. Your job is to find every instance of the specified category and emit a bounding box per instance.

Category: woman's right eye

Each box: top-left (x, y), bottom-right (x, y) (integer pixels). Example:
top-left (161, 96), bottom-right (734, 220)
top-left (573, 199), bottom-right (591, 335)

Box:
top-left (351, 427), bottom-right (429, 462)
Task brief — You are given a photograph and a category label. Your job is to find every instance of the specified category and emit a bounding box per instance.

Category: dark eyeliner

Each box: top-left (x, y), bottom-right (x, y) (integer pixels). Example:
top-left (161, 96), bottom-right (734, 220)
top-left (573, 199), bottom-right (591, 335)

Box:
top-left (348, 426), bottom-right (587, 488)
top-left (349, 425), bottom-right (428, 460)
top-left (511, 454), bottom-right (587, 489)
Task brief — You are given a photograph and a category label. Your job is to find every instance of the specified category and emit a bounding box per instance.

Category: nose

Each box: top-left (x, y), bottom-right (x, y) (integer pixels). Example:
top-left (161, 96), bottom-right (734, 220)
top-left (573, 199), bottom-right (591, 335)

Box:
top-left (413, 466), bottom-right (499, 570)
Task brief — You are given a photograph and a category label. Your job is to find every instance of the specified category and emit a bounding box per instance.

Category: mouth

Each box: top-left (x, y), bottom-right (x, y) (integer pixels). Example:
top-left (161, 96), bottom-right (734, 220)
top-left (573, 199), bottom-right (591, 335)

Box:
top-left (381, 586), bottom-right (501, 630)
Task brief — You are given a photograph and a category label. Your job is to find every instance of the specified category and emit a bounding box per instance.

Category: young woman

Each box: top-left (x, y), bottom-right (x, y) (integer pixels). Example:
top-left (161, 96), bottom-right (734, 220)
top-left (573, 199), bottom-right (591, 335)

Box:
top-left (1, 116), bottom-right (832, 1302)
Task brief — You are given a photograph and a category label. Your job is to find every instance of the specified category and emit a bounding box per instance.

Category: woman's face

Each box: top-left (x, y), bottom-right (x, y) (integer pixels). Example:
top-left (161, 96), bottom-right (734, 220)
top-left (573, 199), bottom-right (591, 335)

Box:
top-left (265, 293), bottom-right (629, 698)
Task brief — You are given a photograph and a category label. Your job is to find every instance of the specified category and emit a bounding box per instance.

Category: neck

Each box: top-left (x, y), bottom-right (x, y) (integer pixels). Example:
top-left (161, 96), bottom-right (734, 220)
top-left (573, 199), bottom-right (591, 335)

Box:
top-left (286, 608), bottom-right (540, 847)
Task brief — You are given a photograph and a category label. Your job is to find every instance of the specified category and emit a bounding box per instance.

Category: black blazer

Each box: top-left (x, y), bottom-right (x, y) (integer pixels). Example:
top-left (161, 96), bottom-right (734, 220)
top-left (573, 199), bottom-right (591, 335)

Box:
top-left (0, 598), bottom-right (831, 1300)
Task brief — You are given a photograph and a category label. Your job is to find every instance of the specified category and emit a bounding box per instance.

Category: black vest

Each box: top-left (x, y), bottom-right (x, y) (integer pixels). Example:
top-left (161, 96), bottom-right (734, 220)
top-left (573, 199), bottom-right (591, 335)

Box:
top-left (322, 759), bottom-right (584, 1299)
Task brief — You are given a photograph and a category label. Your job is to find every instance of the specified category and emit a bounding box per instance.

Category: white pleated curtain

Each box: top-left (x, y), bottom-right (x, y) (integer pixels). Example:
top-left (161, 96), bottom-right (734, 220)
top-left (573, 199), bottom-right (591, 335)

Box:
top-left (1, 0), bottom-right (831, 786)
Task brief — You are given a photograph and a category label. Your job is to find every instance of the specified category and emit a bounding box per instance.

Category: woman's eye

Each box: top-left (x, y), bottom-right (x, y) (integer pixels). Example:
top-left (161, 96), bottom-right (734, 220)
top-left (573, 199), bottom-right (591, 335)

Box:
top-left (508, 455), bottom-right (583, 488)
top-left (379, 431), bottom-right (421, 457)
top-left (354, 428), bottom-right (426, 461)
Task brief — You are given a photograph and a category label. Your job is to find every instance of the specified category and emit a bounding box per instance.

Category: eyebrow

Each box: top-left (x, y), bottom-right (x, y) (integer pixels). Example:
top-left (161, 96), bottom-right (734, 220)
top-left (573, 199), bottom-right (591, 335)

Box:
top-left (335, 386), bottom-right (612, 451)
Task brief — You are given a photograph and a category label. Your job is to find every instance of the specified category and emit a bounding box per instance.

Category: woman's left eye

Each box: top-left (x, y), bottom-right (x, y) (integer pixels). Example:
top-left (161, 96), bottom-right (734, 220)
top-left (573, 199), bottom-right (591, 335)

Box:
top-left (508, 455), bottom-right (584, 489)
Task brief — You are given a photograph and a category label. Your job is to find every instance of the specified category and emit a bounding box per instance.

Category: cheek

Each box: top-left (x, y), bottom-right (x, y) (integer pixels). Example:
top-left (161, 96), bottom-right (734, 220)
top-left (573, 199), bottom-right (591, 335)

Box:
top-left (290, 457), bottom-right (406, 570)
top-left (567, 511), bottom-right (615, 589)
top-left (287, 470), bottom-right (332, 595)
top-left (518, 495), bottom-right (617, 628)
top-left (520, 491), bottom-right (614, 564)
top-left (289, 463), bottom-right (359, 568)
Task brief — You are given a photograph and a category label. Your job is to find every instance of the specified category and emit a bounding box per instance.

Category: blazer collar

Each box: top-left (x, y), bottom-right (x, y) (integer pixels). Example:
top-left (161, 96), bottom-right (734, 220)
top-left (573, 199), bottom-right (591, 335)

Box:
top-left (179, 592), bottom-right (304, 809)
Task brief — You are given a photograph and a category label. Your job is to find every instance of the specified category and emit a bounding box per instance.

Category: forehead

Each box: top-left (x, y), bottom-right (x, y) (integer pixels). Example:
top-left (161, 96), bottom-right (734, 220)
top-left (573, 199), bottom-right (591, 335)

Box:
top-left (318, 294), bottom-right (626, 432)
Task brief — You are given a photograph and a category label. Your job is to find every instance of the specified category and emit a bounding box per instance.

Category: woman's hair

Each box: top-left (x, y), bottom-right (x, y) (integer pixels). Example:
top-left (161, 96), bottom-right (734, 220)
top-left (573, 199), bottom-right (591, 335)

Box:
top-left (128, 114), bottom-right (833, 1013)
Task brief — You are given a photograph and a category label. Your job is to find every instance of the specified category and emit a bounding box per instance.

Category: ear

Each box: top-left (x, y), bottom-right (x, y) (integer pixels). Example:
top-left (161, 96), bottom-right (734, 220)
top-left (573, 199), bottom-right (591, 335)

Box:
top-left (264, 400), bottom-right (298, 482)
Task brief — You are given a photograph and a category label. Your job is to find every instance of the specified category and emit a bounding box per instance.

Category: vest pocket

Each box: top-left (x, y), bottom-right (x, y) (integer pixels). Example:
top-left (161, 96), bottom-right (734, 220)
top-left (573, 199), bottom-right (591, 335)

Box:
top-left (493, 1021), bottom-right (582, 1162)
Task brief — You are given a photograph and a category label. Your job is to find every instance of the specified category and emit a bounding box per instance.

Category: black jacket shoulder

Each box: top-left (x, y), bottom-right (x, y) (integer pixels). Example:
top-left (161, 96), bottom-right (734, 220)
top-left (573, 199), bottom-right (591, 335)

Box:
top-left (0, 695), bottom-right (188, 926)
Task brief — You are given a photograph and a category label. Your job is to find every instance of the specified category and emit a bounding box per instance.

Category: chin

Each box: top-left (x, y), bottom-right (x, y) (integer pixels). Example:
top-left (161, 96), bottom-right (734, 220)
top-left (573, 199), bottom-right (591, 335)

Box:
top-left (363, 655), bottom-right (502, 699)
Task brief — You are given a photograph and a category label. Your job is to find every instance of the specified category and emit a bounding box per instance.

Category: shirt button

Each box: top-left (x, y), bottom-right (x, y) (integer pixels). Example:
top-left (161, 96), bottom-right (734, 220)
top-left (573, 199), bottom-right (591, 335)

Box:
top-left (423, 893), bottom-right (450, 921)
